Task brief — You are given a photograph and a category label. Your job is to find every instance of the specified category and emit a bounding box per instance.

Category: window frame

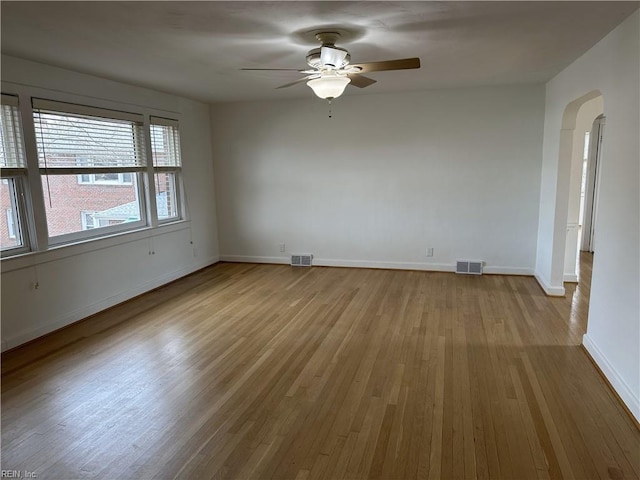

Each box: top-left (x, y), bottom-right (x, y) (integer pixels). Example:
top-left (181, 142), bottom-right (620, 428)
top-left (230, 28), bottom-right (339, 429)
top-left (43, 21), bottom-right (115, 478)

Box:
top-left (32, 99), bottom-right (149, 245)
top-left (0, 176), bottom-right (31, 256)
top-left (1, 94), bottom-right (32, 257)
top-left (41, 170), bottom-right (147, 245)
top-left (150, 117), bottom-right (183, 224)
top-left (153, 170), bottom-right (182, 223)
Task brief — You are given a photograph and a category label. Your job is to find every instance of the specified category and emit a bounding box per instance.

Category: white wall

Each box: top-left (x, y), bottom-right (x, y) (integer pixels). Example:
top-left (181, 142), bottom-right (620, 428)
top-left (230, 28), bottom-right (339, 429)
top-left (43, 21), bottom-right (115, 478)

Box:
top-left (536, 12), bottom-right (639, 420)
top-left (563, 96), bottom-right (603, 281)
top-left (1, 56), bottom-right (220, 351)
top-left (211, 85), bottom-right (544, 274)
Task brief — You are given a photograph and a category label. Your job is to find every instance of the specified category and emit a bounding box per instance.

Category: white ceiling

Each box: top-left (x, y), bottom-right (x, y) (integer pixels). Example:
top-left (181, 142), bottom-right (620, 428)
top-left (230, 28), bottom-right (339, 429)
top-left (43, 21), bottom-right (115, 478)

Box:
top-left (2, 1), bottom-right (638, 103)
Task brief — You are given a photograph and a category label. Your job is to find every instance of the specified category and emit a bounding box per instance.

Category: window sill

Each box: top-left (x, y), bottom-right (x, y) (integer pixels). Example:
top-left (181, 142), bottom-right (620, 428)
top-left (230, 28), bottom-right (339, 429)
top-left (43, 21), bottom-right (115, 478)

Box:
top-left (1, 219), bottom-right (191, 273)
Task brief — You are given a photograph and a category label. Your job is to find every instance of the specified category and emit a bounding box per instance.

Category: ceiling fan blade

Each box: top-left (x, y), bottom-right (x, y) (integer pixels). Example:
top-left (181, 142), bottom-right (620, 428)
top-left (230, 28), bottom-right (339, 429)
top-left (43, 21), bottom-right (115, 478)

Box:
top-left (349, 57), bottom-right (421, 73)
top-left (347, 74), bottom-right (377, 88)
top-left (241, 68), bottom-right (306, 72)
top-left (276, 75), bottom-right (319, 89)
top-left (320, 46), bottom-right (348, 68)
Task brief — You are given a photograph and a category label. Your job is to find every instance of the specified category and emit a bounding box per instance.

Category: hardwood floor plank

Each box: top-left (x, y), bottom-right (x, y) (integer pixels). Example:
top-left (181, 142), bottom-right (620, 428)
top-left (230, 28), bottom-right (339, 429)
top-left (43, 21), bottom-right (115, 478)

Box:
top-left (428, 335), bottom-right (446, 480)
top-left (2, 255), bottom-right (638, 479)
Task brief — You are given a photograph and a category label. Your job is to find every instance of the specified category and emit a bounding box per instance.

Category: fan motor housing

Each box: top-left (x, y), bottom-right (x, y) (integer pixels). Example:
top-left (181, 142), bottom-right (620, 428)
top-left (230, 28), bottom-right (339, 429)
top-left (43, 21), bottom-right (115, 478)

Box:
top-left (306, 47), bottom-right (351, 69)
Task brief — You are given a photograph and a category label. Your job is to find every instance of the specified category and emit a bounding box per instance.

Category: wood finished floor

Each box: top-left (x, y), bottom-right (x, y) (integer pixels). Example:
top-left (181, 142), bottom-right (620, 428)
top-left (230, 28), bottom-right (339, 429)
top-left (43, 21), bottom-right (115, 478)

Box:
top-left (2, 253), bottom-right (638, 479)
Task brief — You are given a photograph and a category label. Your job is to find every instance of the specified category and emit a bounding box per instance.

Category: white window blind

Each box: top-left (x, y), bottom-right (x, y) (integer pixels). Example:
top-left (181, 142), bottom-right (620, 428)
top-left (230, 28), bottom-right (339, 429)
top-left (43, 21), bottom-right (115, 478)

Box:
top-left (0, 94), bottom-right (26, 169)
top-left (32, 99), bottom-right (146, 169)
top-left (150, 117), bottom-right (181, 168)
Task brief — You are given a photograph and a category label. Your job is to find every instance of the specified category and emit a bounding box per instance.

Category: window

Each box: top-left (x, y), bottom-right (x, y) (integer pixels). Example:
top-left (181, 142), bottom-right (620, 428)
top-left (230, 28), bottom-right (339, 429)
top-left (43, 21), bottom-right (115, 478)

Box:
top-left (1, 94), bottom-right (187, 259)
top-left (33, 99), bottom-right (147, 243)
top-left (1, 94), bottom-right (29, 255)
top-left (6, 210), bottom-right (16, 238)
top-left (78, 172), bottom-right (133, 185)
top-left (150, 118), bottom-right (181, 222)
top-left (80, 211), bottom-right (96, 230)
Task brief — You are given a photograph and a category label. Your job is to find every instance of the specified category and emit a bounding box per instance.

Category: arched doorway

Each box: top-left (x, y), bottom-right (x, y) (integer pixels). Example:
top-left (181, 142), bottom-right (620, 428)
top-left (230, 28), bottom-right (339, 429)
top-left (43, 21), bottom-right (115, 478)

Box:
top-left (562, 95), bottom-right (604, 283)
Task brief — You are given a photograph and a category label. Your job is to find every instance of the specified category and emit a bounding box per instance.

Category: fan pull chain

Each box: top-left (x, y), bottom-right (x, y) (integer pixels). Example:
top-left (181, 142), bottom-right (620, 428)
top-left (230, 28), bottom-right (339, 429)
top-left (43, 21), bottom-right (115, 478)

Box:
top-left (328, 99), bottom-right (332, 118)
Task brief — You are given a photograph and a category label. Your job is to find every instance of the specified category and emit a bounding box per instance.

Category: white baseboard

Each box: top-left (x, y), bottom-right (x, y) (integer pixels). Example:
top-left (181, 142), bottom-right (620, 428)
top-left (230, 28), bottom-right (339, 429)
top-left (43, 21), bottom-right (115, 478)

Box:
top-left (221, 255), bottom-right (453, 272)
top-left (1, 255), bottom-right (219, 352)
top-left (220, 255), bottom-right (289, 265)
top-left (220, 255), bottom-right (532, 276)
top-left (534, 270), bottom-right (566, 296)
top-left (315, 258), bottom-right (454, 272)
top-left (583, 334), bottom-right (640, 423)
top-left (483, 266), bottom-right (533, 276)
top-left (564, 273), bottom-right (578, 283)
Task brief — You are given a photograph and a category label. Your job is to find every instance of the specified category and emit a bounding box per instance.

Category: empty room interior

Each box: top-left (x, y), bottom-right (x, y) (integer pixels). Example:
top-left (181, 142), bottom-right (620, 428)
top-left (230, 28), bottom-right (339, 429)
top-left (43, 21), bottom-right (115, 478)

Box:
top-left (1, 2), bottom-right (639, 479)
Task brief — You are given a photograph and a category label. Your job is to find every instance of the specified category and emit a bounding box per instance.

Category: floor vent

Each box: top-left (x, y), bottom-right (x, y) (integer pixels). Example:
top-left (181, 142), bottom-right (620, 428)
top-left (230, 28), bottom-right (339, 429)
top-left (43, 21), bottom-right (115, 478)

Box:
top-left (291, 254), bottom-right (313, 267)
top-left (456, 260), bottom-right (483, 275)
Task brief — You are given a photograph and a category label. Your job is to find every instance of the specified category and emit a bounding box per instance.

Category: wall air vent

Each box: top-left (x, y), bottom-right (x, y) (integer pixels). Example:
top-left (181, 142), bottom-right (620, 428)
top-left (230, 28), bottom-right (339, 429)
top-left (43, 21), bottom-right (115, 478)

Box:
top-left (456, 260), bottom-right (483, 275)
top-left (291, 254), bottom-right (313, 267)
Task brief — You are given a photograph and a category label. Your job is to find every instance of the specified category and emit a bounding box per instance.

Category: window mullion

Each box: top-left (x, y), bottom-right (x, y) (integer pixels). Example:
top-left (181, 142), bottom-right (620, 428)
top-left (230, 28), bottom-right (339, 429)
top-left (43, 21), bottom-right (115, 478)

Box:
top-left (20, 95), bottom-right (49, 250)
top-left (143, 114), bottom-right (158, 228)
top-left (173, 169), bottom-right (187, 222)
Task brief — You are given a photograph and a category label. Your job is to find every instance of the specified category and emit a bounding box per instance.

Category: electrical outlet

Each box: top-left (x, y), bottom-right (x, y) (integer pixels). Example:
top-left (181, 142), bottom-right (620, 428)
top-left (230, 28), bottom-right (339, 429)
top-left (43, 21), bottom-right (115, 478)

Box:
top-left (426, 247), bottom-right (434, 257)
top-left (279, 243), bottom-right (286, 253)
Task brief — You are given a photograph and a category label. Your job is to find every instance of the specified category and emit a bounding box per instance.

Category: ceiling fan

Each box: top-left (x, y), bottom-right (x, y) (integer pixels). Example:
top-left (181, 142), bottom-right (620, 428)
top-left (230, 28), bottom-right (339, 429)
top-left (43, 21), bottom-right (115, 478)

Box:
top-left (242, 32), bottom-right (421, 100)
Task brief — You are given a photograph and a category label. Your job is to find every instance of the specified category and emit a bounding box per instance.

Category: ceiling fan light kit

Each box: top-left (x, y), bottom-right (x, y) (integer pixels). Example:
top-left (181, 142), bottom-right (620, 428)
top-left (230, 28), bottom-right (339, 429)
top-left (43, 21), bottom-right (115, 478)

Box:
top-left (307, 75), bottom-right (351, 99)
top-left (242, 31), bottom-right (420, 104)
